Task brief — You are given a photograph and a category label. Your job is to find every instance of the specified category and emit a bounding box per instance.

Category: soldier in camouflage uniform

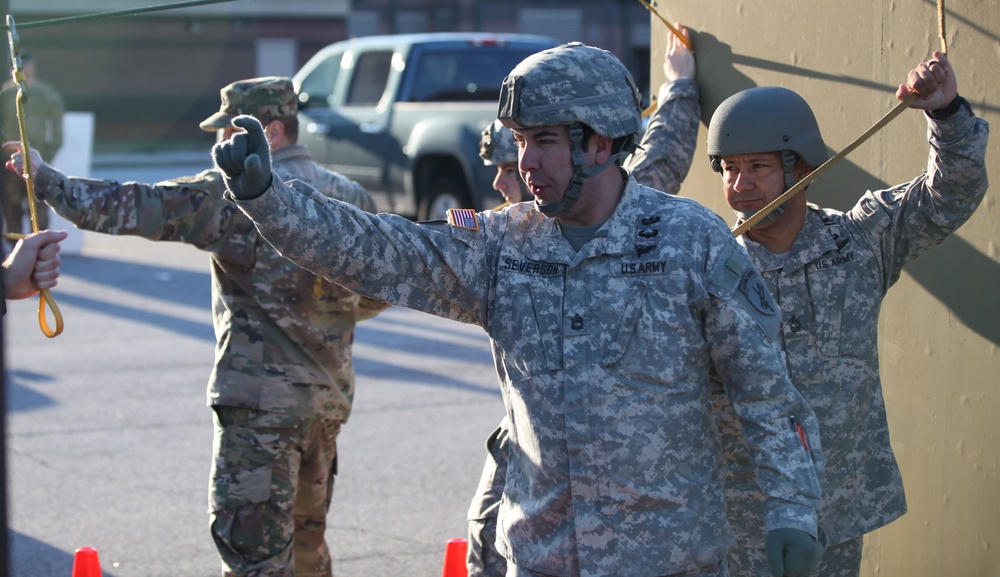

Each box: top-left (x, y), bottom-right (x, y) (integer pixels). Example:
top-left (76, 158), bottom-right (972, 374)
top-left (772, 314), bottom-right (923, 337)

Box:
top-left (465, 28), bottom-right (701, 577)
top-left (213, 44), bottom-right (826, 577)
top-left (464, 119), bottom-right (517, 577)
top-left (705, 51), bottom-right (989, 576)
top-left (7, 77), bottom-right (383, 577)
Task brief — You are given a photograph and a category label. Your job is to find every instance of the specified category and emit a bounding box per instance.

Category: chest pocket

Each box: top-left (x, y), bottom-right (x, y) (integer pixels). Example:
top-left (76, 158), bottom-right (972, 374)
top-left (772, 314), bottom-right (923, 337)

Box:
top-left (493, 262), bottom-right (564, 383)
top-left (601, 270), bottom-right (705, 386)
top-left (797, 255), bottom-right (873, 359)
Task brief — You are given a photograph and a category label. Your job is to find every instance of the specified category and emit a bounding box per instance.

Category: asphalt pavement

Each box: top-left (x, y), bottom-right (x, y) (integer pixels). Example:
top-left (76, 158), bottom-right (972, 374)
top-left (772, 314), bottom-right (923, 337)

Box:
top-left (5, 155), bottom-right (504, 577)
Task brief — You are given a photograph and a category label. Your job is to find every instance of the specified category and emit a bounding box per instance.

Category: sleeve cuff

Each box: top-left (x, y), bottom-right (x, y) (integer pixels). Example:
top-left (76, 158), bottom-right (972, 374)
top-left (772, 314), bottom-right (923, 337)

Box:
top-left (927, 95), bottom-right (971, 120)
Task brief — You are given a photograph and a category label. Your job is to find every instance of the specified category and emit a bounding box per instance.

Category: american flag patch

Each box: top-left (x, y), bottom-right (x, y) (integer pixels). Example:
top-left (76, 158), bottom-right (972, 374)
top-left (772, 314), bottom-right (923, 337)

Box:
top-left (447, 208), bottom-right (479, 230)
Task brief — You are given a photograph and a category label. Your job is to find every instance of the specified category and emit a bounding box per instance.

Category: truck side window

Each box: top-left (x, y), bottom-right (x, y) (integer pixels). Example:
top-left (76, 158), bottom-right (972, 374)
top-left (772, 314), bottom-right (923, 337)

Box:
top-left (347, 50), bottom-right (393, 106)
top-left (298, 53), bottom-right (343, 109)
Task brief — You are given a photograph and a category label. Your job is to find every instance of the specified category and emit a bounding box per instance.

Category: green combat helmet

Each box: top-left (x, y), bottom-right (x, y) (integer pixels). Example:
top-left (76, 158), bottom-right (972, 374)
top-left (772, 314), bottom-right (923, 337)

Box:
top-left (479, 119), bottom-right (518, 166)
top-left (199, 76), bottom-right (298, 132)
top-left (497, 42), bottom-right (642, 215)
top-left (707, 86), bottom-right (828, 225)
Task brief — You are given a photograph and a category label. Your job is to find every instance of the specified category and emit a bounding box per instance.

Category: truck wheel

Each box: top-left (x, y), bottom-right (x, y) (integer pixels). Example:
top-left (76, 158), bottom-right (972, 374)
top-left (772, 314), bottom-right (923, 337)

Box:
top-left (418, 176), bottom-right (471, 221)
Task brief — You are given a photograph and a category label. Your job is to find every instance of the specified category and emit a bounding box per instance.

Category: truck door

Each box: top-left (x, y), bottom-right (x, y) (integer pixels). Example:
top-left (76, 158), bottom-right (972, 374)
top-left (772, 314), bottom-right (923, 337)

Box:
top-left (298, 47), bottom-right (403, 211)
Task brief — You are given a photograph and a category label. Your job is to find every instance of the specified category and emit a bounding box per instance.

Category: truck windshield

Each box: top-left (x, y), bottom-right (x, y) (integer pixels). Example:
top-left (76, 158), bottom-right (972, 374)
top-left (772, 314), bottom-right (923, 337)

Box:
top-left (406, 47), bottom-right (544, 103)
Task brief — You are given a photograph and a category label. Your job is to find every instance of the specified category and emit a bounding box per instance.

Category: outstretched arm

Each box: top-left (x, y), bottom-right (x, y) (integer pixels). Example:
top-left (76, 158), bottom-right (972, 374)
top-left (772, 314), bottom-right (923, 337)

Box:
top-left (625, 23), bottom-right (700, 194)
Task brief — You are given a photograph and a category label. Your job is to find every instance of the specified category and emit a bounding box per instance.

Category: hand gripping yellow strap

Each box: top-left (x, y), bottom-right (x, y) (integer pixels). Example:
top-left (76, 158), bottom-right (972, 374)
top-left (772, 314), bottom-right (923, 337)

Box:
top-left (6, 15), bottom-right (63, 337)
top-left (732, 0), bottom-right (948, 237)
top-left (635, 0), bottom-right (693, 53)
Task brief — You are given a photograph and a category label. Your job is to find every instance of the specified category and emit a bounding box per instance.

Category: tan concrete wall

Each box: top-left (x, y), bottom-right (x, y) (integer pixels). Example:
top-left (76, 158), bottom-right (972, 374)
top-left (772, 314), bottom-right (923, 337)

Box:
top-left (645, 2), bottom-right (999, 575)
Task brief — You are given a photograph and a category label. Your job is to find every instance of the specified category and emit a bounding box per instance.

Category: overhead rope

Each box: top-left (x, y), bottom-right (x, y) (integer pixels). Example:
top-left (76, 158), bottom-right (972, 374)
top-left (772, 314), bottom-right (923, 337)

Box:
top-left (1, 0), bottom-right (241, 30)
top-left (732, 0), bottom-right (949, 237)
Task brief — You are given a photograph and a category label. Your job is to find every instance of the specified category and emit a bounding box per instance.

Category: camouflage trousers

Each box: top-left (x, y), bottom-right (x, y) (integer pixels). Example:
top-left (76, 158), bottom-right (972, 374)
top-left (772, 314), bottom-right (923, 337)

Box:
top-left (209, 406), bottom-right (341, 577)
top-left (729, 535), bottom-right (863, 577)
top-left (467, 516), bottom-right (506, 577)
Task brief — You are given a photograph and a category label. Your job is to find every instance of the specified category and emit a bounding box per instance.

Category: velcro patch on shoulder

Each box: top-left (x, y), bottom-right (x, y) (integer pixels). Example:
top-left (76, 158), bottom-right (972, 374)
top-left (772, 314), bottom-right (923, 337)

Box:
top-left (447, 208), bottom-right (479, 230)
top-left (737, 264), bottom-right (777, 316)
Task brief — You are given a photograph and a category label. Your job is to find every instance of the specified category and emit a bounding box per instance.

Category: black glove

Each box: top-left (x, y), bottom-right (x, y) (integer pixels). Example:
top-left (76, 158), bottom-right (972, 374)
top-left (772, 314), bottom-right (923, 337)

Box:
top-left (211, 115), bottom-right (273, 200)
top-left (764, 528), bottom-right (822, 577)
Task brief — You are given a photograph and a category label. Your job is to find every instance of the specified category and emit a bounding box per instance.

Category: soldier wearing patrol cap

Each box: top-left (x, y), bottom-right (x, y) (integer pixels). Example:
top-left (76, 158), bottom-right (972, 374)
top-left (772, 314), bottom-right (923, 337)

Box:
top-left (704, 52), bottom-right (988, 577)
top-left (6, 76), bottom-right (384, 577)
top-left (213, 43), bottom-right (824, 577)
top-left (200, 76), bottom-right (299, 133)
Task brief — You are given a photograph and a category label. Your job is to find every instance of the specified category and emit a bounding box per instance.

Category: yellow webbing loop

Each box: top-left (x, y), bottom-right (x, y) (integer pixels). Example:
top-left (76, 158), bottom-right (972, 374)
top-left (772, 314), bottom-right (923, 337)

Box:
top-left (6, 15), bottom-right (63, 337)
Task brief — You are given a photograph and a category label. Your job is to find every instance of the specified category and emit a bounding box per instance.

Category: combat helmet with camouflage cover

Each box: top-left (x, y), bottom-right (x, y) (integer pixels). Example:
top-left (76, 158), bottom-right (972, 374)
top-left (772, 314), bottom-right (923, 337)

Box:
top-left (479, 119), bottom-right (518, 166)
top-left (497, 42), bottom-right (642, 215)
top-left (707, 86), bottom-right (828, 225)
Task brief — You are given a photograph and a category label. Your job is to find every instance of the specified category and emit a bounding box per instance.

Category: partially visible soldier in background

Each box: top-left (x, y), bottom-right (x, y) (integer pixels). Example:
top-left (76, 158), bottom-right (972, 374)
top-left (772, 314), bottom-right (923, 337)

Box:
top-left (6, 77), bottom-right (385, 577)
top-left (463, 119), bottom-right (519, 577)
top-left (1, 51), bottom-right (64, 235)
top-left (465, 25), bottom-right (700, 577)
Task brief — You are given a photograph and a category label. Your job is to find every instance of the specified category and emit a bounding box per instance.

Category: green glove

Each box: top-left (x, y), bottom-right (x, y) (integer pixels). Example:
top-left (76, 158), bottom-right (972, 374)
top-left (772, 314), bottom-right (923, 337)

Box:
top-left (765, 528), bottom-right (822, 577)
top-left (211, 115), bottom-right (273, 200)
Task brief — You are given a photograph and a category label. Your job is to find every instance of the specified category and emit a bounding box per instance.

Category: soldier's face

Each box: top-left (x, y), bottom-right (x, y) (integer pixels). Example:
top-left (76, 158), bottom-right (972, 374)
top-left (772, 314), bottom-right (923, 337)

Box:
top-left (719, 152), bottom-right (787, 214)
top-left (493, 161), bottom-right (525, 204)
top-left (513, 125), bottom-right (577, 209)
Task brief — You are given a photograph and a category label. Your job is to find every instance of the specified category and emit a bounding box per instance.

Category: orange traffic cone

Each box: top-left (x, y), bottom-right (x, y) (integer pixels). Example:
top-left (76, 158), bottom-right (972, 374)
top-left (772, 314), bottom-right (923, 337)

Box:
top-left (441, 537), bottom-right (468, 577)
top-left (71, 546), bottom-right (102, 577)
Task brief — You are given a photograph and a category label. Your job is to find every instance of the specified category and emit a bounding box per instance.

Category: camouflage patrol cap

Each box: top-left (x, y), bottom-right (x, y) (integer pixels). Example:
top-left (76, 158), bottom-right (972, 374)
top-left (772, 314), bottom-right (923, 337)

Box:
top-left (707, 86), bottom-right (828, 170)
top-left (199, 76), bottom-right (298, 132)
top-left (497, 42), bottom-right (642, 140)
top-left (480, 119), bottom-right (518, 165)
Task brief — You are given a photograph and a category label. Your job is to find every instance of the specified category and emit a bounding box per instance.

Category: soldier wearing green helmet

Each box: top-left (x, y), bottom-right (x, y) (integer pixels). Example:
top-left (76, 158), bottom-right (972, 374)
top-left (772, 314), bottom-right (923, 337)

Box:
top-left (705, 51), bottom-right (988, 577)
top-left (213, 42), bottom-right (825, 577)
top-left (479, 119), bottom-right (528, 207)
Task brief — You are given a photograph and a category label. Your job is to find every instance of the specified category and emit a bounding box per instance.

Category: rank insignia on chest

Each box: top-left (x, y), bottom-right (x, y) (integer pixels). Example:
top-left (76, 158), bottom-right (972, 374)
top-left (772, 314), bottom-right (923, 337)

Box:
top-left (447, 208), bottom-right (479, 230)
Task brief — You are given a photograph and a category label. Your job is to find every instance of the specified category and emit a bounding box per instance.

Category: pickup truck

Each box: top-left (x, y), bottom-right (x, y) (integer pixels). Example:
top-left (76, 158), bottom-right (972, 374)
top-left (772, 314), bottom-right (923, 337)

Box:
top-left (292, 32), bottom-right (558, 220)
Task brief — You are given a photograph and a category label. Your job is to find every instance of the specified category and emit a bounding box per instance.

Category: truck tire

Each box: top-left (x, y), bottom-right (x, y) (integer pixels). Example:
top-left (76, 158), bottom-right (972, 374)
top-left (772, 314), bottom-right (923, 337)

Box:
top-left (418, 176), bottom-right (471, 221)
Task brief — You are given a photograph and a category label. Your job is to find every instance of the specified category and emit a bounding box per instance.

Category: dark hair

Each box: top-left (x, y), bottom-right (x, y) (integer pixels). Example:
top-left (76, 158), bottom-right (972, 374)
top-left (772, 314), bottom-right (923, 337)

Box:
top-left (578, 123), bottom-right (630, 160)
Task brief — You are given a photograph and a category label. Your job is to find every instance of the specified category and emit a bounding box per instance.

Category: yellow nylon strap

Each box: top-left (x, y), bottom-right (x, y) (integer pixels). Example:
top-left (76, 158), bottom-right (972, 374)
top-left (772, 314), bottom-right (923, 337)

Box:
top-left (635, 0), bottom-right (693, 53)
top-left (6, 15), bottom-right (63, 337)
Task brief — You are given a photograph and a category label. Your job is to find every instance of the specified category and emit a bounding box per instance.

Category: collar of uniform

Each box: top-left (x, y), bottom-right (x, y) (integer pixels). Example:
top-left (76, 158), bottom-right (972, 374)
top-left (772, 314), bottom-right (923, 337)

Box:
top-left (518, 177), bottom-right (638, 264)
top-left (271, 143), bottom-right (312, 163)
top-left (743, 205), bottom-right (840, 273)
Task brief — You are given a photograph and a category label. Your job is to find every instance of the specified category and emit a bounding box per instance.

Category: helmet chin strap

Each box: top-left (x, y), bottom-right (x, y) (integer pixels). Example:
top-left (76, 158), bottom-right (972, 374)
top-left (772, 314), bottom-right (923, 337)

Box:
top-left (734, 150), bottom-right (798, 228)
top-left (535, 123), bottom-right (630, 217)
